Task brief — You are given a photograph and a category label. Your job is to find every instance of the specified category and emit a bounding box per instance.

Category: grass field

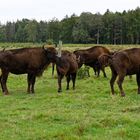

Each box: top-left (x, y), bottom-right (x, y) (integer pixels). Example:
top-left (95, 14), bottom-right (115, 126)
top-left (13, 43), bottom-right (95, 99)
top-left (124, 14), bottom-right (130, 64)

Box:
top-left (0, 43), bottom-right (140, 140)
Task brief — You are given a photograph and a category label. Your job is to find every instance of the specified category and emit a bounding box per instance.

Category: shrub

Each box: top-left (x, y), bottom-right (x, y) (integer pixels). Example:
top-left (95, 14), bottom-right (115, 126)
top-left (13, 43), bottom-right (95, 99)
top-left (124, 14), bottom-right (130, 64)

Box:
top-left (77, 66), bottom-right (90, 79)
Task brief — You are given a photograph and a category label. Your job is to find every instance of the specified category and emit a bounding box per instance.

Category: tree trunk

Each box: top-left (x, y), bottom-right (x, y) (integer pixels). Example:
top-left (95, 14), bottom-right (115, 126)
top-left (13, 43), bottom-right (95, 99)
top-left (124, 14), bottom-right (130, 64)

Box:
top-left (96, 29), bottom-right (100, 44)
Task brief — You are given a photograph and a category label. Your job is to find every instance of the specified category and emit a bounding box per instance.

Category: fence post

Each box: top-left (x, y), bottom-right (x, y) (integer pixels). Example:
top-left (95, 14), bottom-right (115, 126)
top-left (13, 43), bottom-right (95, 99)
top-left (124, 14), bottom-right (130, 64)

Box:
top-left (58, 40), bottom-right (62, 57)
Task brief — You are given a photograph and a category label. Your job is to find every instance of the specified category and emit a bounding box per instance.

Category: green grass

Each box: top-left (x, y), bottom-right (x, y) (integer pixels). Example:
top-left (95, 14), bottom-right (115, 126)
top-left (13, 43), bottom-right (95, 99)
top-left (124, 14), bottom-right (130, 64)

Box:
top-left (0, 42), bottom-right (140, 50)
top-left (0, 43), bottom-right (140, 139)
top-left (0, 66), bottom-right (140, 140)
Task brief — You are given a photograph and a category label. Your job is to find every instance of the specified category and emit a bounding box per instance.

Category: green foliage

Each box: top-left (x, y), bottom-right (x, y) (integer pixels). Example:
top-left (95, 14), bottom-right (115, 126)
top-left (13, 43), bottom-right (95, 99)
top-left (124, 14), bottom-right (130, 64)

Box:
top-left (5, 22), bottom-right (16, 42)
top-left (60, 15), bottom-right (78, 43)
top-left (77, 66), bottom-right (90, 79)
top-left (0, 26), bottom-right (6, 42)
top-left (72, 25), bottom-right (90, 43)
top-left (24, 20), bottom-right (39, 42)
top-left (47, 18), bottom-right (61, 43)
top-left (15, 25), bottom-right (27, 42)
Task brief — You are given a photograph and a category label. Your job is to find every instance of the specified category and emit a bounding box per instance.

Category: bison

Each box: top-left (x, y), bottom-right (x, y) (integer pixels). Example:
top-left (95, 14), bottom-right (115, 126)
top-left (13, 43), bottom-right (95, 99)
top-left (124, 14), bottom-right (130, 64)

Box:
top-left (0, 47), bottom-right (51, 95)
top-left (44, 47), bottom-right (78, 92)
top-left (99, 48), bottom-right (140, 96)
top-left (73, 46), bottom-right (110, 77)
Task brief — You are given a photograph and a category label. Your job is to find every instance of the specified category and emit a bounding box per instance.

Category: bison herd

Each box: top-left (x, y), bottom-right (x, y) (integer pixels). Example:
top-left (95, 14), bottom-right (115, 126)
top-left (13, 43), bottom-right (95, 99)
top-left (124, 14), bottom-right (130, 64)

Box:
top-left (0, 45), bottom-right (140, 97)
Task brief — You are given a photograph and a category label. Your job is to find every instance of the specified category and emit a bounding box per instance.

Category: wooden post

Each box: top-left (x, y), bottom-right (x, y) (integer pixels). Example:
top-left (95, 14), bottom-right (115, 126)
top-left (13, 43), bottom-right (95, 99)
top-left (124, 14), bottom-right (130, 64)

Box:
top-left (58, 40), bottom-right (62, 57)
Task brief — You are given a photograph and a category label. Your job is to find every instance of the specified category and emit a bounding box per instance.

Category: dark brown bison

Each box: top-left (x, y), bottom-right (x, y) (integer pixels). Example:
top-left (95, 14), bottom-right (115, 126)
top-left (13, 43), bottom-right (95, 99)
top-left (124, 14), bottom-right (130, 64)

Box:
top-left (73, 46), bottom-right (110, 77)
top-left (0, 47), bottom-right (51, 95)
top-left (44, 47), bottom-right (78, 92)
top-left (99, 48), bottom-right (140, 97)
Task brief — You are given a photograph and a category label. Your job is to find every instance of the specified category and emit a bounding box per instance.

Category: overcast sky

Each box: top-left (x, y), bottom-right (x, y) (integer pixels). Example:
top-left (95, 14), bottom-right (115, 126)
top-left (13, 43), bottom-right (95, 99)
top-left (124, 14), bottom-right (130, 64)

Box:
top-left (0, 0), bottom-right (139, 23)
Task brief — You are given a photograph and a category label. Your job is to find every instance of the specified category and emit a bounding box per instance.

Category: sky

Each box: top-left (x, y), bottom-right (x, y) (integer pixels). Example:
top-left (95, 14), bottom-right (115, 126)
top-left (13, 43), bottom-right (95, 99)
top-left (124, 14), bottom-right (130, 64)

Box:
top-left (0, 0), bottom-right (139, 24)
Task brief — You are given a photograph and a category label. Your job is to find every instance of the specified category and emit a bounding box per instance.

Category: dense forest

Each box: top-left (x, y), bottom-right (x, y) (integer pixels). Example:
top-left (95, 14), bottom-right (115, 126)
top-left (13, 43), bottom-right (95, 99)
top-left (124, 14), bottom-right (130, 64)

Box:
top-left (0, 7), bottom-right (140, 44)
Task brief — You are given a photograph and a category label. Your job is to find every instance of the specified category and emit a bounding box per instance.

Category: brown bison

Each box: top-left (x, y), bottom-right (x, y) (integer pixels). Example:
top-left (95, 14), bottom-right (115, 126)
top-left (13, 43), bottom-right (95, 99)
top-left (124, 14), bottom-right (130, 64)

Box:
top-left (99, 48), bottom-right (140, 96)
top-left (73, 46), bottom-right (110, 77)
top-left (0, 47), bottom-right (51, 95)
top-left (44, 47), bottom-right (78, 92)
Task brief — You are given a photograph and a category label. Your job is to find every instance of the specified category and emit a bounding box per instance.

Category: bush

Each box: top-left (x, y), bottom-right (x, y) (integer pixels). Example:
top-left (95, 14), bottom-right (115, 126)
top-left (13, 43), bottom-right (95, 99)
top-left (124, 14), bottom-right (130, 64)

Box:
top-left (77, 66), bottom-right (90, 79)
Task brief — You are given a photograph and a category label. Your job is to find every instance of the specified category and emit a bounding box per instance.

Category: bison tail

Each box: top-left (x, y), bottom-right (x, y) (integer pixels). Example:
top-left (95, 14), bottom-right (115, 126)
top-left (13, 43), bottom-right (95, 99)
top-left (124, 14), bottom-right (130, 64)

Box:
top-left (98, 54), bottom-right (112, 67)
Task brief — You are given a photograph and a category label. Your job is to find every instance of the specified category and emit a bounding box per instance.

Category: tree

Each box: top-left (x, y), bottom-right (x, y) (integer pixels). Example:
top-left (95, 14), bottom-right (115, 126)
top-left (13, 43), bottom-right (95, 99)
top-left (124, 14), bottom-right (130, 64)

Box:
top-left (15, 19), bottom-right (30, 42)
top-left (133, 7), bottom-right (140, 44)
top-left (0, 25), bottom-right (6, 42)
top-left (38, 21), bottom-right (47, 42)
top-left (5, 22), bottom-right (16, 42)
top-left (91, 13), bottom-right (104, 44)
top-left (60, 14), bottom-right (78, 43)
top-left (47, 18), bottom-right (61, 43)
top-left (72, 24), bottom-right (89, 43)
top-left (24, 20), bottom-right (39, 42)
top-left (0, 7), bottom-right (140, 44)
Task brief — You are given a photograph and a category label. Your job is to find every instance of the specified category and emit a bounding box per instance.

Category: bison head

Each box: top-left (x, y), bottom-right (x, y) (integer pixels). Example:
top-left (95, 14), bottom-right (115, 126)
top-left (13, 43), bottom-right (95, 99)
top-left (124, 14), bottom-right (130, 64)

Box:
top-left (73, 50), bottom-right (85, 68)
top-left (43, 47), bottom-right (57, 63)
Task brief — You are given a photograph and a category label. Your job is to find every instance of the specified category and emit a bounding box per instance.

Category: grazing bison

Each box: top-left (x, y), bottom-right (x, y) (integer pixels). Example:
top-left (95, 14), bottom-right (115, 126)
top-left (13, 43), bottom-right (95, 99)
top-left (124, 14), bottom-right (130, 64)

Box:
top-left (0, 47), bottom-right (51, 95)
top-left (99, 48), bottom-right (140, 96)
top-left (73, 46), bottom-right (110, 77)
top-left (44, 47), bottom-right (78, 92)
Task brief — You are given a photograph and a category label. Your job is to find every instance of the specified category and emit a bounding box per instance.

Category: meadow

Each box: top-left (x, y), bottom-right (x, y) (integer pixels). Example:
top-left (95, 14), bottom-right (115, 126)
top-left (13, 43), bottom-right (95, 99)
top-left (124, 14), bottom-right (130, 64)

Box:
top-left (0, 43), bottom-right (140, 140)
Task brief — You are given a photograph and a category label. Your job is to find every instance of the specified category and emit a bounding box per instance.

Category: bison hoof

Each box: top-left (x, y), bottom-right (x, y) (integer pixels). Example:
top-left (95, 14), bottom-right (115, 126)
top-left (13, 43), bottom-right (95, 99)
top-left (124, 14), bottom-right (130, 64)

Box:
top-left (4, 93), bottom-right (9, 96)
top-left (58, 89), bottom-right (62, 93)
top-left (121, 93), bottom-right (125, 97)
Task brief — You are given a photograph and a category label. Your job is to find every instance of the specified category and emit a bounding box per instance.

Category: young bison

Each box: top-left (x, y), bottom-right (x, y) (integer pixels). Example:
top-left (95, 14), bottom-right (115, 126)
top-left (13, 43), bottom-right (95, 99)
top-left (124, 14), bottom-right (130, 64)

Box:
top-left (44, 47), bottom-right (78, 92)
top-left (99, 48), bottom-right (140, 97)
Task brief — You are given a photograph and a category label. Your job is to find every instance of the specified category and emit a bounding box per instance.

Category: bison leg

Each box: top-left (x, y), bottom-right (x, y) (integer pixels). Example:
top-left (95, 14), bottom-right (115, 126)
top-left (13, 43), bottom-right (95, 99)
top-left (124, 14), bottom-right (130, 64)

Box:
top-left (92, 67), bottom-right (97, 76)
top-left (0, 76), bottom-right (4, 93)
top-left (101, 66), bottom-right (107, 78)
top-left (1, 70), bottom-right (9, 95)
top-left (27, 74), bottom-right (31, 93)
top-left (27, 74), bottom-right (36, 93)
top-left (97, 68), bottom-right (100, 77)
top-left (93, 66), bottom-right (101, 77)
top-left (110, 69), bottom-right (117, 95)
top-left (58, 74), bottom-right (64, 92)
top-left (52, 63), bottom-right (55, 78)
top-left (31, 75), bottom-right (36, 93)
top-left (117, 73), bottom-right (126, 97)
top-left (66, 74), bottom-right (71, 90)
top-left (71, 73), bottom-right (76, 90)
top-left (136, 74), bottom-right (140, 94)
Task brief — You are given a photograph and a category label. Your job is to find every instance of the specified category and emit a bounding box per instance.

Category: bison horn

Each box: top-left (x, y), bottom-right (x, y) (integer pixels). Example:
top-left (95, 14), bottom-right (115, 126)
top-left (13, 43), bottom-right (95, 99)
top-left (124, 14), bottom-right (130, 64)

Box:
top-left (77, 55), bottom-right (80, 62)
top-left (42, 45), bottom-right (47, 50)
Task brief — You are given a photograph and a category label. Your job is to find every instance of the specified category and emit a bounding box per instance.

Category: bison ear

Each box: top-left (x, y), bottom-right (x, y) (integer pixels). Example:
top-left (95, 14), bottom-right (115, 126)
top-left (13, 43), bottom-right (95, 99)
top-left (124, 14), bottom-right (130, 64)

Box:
top-left (2, 48), bottom-right (5, 52)
top-left (76, 55), bottom-right (80, 62)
